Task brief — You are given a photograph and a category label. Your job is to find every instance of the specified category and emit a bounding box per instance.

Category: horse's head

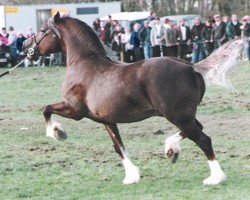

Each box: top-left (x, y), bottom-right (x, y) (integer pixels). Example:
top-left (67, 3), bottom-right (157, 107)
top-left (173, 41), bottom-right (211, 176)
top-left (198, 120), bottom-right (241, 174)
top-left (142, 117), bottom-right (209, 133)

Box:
top-left (23, 12), bottom-right (62, 60)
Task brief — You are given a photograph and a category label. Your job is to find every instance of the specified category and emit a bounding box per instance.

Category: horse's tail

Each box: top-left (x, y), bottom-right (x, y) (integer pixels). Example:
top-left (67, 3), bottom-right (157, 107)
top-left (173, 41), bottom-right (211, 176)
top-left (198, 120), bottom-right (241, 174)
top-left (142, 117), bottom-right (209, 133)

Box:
top-left (193, 38), bottom-right (245, 89)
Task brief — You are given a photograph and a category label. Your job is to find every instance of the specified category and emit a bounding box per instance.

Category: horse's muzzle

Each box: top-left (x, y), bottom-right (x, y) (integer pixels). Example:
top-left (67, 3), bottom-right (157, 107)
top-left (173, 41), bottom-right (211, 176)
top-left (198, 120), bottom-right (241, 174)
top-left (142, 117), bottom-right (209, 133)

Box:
top-left (22, 39), bottom-right (40, 60)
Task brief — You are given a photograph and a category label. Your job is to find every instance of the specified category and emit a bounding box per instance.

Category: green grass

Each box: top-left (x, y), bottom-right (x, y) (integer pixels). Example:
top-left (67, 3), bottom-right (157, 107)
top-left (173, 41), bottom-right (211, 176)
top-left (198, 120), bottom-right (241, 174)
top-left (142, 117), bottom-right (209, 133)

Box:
top-left (0, 64), bottom-right (249, 200)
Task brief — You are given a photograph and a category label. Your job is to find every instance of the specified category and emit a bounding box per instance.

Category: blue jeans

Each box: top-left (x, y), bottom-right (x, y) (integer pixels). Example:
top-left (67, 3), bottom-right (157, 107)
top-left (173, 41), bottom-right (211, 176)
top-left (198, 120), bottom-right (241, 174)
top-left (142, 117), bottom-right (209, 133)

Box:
top-left (192, 41), bottom-right (204, 63)
top-left (143, 42), bottom-right (152, 59)
top-left (248, 42), bottom-right (250, 60)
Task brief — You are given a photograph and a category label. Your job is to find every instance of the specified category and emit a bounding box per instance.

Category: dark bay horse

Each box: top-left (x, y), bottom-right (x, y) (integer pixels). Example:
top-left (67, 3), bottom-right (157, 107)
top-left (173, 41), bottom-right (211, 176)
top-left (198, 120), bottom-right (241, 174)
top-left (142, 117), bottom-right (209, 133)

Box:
top-left (23, 13), bottom-right (244, 185)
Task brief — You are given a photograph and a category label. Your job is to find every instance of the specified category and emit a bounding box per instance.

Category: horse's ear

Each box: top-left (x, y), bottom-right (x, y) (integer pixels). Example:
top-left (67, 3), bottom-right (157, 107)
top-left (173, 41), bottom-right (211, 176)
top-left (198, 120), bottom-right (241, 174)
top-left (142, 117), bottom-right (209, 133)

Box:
top-left (54, 12), bottom-right (60, 23)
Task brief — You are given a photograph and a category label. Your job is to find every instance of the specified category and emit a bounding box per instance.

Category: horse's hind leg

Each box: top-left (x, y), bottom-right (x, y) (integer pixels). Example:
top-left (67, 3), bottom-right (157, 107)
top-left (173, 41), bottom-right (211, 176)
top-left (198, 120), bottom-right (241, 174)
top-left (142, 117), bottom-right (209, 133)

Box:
top-left (43, 101), bottom-right (85, 141)
top-left (180, 120), bottom-right (226, 185)
top-left (105, 123), bottom-right (140, 184)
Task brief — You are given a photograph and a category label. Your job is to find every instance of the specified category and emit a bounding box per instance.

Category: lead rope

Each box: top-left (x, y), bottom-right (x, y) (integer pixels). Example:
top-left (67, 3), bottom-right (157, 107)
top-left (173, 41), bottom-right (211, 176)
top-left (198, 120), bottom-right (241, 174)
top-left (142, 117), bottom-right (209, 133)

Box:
top-left (0, 46), bottom-right (35, 78)
top-left (0, 58), bottom-right (27, 78)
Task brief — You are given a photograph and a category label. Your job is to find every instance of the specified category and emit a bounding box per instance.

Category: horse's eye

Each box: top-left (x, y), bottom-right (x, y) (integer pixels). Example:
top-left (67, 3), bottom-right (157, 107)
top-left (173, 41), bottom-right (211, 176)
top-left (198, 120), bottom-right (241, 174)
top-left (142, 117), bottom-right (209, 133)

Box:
top-left (40, 28), bottom-right (46, 33)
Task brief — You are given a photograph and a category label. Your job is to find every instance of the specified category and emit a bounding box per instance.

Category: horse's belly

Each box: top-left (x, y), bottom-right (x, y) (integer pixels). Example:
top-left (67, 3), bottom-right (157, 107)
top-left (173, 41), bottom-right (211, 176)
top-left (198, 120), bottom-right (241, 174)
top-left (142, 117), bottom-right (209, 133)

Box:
top-left (87, 108), bottom-right (161, 123)
top-left (86, 97), bottom-right (160, 123)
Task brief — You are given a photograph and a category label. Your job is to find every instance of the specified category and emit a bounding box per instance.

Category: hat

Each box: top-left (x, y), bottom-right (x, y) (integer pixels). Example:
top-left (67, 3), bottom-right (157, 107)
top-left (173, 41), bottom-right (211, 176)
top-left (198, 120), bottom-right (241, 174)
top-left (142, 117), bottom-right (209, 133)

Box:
top-left (214, 14), bottom-right (220, 18)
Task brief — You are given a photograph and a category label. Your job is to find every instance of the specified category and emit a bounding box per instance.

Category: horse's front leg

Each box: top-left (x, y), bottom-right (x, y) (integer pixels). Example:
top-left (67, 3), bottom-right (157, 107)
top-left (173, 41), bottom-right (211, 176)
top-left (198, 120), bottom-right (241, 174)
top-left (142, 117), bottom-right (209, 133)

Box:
top-left (105, 123), bottom-right (140, 184)
top-left (43, 101), bottom-right (85, 141)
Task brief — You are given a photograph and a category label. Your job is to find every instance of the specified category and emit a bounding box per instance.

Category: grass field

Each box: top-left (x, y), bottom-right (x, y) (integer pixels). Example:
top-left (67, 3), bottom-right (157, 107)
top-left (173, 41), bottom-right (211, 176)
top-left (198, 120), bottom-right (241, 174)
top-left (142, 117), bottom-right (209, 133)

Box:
top-left (0, 63), bottom-right (249, 200)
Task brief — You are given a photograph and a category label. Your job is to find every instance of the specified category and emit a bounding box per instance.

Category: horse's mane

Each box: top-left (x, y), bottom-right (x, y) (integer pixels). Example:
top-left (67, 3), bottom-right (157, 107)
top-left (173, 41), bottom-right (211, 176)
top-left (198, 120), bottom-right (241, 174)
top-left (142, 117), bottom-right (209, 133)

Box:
top-left (194, 39), bottom-right (245, 89)
top-left (59, 16), bottom-right (118, 61)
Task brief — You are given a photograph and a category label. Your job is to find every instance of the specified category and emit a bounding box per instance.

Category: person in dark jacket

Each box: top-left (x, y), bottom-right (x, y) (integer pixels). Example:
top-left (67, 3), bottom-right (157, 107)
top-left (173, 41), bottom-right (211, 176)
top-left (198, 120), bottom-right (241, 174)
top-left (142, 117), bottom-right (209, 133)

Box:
top-left (97, 21), bottom-right (109, 45)
top-left (92, 18), bottom-right (100, 33)
top-left (240, 18), bottom-right (250, 60)
top-left (104, 15), bottom-right (112, 46)
top-left (111, 33), bottom-right (121, 60)
top-left (201, 19), bottom-right (214, 57)
top-left (176, 18), bottom-right (191, 60)
top-left (139, 20), bottom-right (152, 59)
top-left (164, 20), bottom-right (178, 57)
top-left (130, 23), bottom-right (142, 61)
top-left (191, 17), bottom-right (205, 63)
top-left (212, 14), bottom-right (227, 50)
top-left (16, 32), bottom-right (26, 52)
top-left (226, 14), bottom-right (241, 40)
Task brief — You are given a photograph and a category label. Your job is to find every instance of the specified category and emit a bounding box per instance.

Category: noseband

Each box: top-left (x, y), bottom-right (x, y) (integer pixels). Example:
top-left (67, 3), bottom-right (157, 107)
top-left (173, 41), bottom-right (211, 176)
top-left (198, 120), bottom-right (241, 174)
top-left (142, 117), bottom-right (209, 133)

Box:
top-left (27, 22), bottom-right (60, 58)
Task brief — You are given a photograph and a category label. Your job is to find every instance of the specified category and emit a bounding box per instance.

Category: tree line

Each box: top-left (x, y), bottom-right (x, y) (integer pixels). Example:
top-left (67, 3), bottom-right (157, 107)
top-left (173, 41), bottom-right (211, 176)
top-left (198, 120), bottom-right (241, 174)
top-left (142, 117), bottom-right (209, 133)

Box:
top-left (1, 0), bottom-right (249, 18)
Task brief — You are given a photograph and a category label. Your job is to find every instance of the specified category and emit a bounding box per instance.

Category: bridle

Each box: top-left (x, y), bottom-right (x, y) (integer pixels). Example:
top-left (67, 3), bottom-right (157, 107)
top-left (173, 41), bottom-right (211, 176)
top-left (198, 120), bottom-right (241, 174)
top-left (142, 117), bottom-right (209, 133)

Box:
top-left (27, 21), bottom-right (61, 58)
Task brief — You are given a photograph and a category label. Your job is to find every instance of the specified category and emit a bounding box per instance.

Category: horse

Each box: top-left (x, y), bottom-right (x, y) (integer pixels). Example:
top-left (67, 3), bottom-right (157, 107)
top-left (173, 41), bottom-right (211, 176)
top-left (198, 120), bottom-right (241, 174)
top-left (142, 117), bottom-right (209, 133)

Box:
top-left (22, 12), bottom-right (244, 185)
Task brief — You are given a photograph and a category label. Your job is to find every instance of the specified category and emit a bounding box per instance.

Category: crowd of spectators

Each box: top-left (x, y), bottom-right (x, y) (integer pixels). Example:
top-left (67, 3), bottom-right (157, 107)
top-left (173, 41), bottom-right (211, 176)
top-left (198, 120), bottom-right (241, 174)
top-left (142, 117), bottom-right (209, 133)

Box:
top-left (93, 12), bottom-right (250, 63)
top-left (0, 12), bottom-right (249, 68)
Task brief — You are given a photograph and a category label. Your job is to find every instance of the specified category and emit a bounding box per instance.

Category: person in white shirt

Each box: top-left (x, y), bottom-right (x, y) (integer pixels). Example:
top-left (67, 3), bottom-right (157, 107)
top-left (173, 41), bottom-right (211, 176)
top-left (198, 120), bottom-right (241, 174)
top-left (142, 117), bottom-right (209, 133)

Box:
top-left (121, 28), bottom-right (134, 62)
top-left (150, 18), bottom-right (165, 57)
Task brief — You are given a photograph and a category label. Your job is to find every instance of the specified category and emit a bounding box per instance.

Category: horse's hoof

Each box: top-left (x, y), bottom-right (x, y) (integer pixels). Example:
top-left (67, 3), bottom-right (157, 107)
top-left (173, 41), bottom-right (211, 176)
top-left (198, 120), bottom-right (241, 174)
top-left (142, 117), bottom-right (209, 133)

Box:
top-left (165, 132), bottom-right (181, 163)
top-left (54, 129), bottom-right (67, 141)
top-left (122, 159), bottom-right (140, 185)
top-left (46, 122), bottom-right (67, 141)
top-left (172, 152), bottom-right (179, 163)
top-left (166, 149), bottom-right (179, 163)
top-left (122, 171), bottom-right (140, 185)
top-left (203, 173), bottom-right (226, 185)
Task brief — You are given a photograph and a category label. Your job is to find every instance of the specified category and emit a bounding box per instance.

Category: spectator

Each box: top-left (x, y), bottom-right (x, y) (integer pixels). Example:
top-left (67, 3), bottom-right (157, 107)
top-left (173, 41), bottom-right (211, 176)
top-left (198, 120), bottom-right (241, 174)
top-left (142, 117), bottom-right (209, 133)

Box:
top-left (191, 17), bottom-right (205, 63)
top-left (240, 18), bottom-right (250, 60)
top-left (246, 15), bottom-right (250, 60)
top-left (148, 11), bottom-right (157, 28)
top-left (139, 20), bottom-right (152, 59)
top-left (176, 18), bottom-right (191, 60)
top-left (202, 19), bottom-right (214, 57)
top-left (222, 16), bottom-right (229, 24)
top-left (92, 18), bottom-right (100, 33)
top-left (0, 34), bottom-right (8, 47)
top-left (150, 18), bottom-right (164, 57)
top-left (212, 14), bottom-right (227, 50)
top-left (163, 18), bottom-right (171, 29)
top-left (110, 20), bottom-right (119, 40)
top-left (1, 27), bottom-right (9, 38)
top-left (7, 26), bottom-right (17, 66)
top-left (0, 28), bottom-right (9, 51)
top-left (226, 14), bottom-right (241, 40)
top-left (148, 11), bottom-right (157, 21)
top-left (26, 27), bottom-right (35, 38)
top-left (16, 31), bottom-right (26, 62)
top-left (121, 28), bottom-right (134, 62)
top-left (111, 34), bottom-right (122, 60)
top-left (97, 21), bottom-right (109, 45)
top-left (130, 23), bottom-right (142, 61)
top-left (164, 20), bottom-right (178, 57)
top-left (104, 15), bottom-right (113, 46)
top-left (111, 24), bottom-right (124, 42)
top-left (53, 52), bottom-right (63, 66)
